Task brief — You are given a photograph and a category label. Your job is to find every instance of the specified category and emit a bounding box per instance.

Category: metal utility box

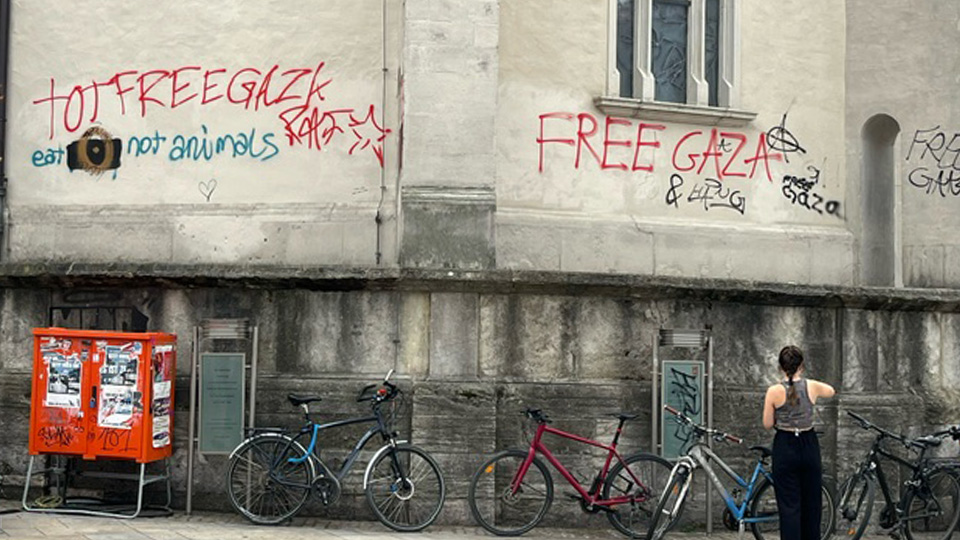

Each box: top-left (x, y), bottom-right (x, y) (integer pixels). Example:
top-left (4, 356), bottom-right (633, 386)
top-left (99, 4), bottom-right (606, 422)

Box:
top-left (29, 328), bottom-right (176, 463)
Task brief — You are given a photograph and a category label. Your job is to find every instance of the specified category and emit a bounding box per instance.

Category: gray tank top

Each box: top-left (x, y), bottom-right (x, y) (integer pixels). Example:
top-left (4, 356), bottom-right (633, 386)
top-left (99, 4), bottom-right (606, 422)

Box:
top-left (774, 379), bottom-right (814, 430)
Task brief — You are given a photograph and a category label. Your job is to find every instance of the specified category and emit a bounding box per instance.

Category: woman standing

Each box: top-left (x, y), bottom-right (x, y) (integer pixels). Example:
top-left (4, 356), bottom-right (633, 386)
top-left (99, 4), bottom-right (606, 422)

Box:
top-left (762, 345), bottom-right (836, 540)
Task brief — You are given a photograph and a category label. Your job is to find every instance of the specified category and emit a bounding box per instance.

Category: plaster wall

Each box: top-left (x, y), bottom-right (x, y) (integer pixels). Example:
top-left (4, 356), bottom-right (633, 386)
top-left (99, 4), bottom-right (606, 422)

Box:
top-left (496, 0), bottom-right (853, 284)
top-left (5, 0), bottom-right (402, 266)
top-left (845, 1), bottom-right (960, 287)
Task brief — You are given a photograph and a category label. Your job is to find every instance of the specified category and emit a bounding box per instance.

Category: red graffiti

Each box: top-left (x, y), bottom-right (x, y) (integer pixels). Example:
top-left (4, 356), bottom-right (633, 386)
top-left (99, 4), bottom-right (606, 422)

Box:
top-left (537, 112), bottom-right (782, 181)
top-left (32, 62), bottom-right (390, 166)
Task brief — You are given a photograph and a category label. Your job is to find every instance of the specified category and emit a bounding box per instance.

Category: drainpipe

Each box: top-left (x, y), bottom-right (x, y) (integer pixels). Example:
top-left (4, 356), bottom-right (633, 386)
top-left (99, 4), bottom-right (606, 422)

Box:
top-left (0, 0), bottom-right (10, 260)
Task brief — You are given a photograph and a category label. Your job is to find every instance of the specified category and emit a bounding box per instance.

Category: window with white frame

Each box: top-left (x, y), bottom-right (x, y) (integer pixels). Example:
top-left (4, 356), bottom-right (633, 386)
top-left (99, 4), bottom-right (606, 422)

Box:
top-left (603, 0), bottom-right (751, 124)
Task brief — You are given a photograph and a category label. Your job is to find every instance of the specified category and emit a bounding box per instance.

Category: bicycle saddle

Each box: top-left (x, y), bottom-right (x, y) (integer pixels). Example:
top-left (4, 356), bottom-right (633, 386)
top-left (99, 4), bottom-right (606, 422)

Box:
top-left (287, 394), bottom-right (322, 407)
top-left (750, 445), bottom-right (772, 458)
top-left (610, 412), bottom-right (640, 421)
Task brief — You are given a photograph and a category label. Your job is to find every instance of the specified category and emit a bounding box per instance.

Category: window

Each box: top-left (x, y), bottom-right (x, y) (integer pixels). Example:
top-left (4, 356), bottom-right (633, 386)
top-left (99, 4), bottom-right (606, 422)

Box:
top-left (602, 0), bottom-right (753, 126)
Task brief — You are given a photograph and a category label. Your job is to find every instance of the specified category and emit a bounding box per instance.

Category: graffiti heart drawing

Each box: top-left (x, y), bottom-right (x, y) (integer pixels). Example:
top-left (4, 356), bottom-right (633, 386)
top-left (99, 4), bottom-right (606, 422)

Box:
top-left (198, 179), bottom-right (217, 201)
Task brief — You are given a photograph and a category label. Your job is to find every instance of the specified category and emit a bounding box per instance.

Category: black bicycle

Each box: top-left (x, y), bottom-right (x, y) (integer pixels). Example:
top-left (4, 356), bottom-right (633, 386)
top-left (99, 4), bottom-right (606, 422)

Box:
top-left (835, 411), bottom-right (960, 540)
top-left (225, 370), bottom-right (445, 531)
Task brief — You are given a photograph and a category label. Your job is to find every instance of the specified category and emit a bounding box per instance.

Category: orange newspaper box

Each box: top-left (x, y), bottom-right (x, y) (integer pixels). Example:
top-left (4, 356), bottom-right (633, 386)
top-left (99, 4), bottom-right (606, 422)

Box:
top-left (29, 328), bottom-right (176, 463)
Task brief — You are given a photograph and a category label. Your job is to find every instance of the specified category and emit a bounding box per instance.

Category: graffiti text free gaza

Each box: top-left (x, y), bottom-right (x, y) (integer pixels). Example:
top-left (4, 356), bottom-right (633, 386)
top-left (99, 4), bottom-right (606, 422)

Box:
top-left (538, 112), bottom-right (784, 182)
top-left (33, 63), bottom-right (331, 138)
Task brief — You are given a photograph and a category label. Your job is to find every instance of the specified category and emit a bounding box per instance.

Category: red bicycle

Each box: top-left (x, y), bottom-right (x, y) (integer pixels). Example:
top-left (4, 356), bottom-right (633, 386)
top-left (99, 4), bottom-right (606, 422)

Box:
top-left (468, 408), bottom-right (672, 537)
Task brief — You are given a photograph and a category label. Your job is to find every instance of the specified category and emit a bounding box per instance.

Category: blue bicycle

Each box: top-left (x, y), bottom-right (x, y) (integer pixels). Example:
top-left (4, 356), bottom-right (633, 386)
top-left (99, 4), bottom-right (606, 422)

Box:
top-left (648, 405), bottom-right (835, 540)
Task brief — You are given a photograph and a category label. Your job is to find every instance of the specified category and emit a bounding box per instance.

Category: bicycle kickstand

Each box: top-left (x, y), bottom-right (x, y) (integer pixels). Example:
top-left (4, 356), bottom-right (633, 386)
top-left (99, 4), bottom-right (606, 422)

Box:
top-left (738, 520), bottom-right (746, 540)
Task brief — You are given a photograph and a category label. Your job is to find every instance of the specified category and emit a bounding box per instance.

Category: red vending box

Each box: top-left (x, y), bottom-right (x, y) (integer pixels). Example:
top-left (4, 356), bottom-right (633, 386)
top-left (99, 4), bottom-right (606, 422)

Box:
top-left (29, 328), bottom-right (176, 463)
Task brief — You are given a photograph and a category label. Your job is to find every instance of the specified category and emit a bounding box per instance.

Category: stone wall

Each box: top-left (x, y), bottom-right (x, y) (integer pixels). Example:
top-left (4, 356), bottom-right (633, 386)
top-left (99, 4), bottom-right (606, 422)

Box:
top-left (0, 265), bottom-right (957, 526)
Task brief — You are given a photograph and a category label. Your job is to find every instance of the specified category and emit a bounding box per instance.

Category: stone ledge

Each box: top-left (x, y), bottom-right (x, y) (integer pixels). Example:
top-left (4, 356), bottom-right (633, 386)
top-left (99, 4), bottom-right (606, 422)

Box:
top-left (594, 96), bottom-right (758, 127)
top-left (0, 262), bottom-right (959, 312)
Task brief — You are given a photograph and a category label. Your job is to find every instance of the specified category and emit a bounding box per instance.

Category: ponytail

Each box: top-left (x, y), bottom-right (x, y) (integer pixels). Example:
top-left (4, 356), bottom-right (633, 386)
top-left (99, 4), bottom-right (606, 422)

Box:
top-left (778, 345), bottom-right (804, 406)
top-left (785, 370), bottom-right (799, 406)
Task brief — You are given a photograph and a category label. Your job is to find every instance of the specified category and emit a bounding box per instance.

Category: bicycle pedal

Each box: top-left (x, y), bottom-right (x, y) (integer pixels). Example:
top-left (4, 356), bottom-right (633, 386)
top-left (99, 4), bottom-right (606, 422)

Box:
top-left (565, 492), bottom-right (582, 501)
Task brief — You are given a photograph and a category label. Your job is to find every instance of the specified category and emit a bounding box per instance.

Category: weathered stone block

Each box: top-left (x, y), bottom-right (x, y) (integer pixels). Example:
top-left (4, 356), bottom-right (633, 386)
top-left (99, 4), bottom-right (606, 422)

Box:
top-left (429, 293), bottom-right (479, 379)
top-left (401, 186), bottom-right (495, 270)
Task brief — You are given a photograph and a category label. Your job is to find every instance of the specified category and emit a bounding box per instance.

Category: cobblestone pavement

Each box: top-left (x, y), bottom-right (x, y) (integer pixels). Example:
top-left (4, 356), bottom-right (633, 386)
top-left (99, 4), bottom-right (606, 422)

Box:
top-left (0, 507), bottom-right (907, 540)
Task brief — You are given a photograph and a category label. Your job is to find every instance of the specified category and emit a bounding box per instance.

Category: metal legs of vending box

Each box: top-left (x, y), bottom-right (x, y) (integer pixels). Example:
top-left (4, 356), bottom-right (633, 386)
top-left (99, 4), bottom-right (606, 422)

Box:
top-left (21, 455), bottom-right (172, 519)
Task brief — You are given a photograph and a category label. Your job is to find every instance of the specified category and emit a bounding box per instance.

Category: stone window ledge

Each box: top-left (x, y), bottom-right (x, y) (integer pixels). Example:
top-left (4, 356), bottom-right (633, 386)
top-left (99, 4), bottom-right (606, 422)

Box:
top-left (594, 96), bottom-right (757, 127)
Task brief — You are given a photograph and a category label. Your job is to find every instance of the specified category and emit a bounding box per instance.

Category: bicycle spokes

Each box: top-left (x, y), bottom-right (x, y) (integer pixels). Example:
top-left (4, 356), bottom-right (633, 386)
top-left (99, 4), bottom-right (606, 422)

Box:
top-left (365, 446), bottom-right (445, 532)
top-left (904, 471), bottom-right (960, 540)
top-left (227, 437), bottom-right (311, 525)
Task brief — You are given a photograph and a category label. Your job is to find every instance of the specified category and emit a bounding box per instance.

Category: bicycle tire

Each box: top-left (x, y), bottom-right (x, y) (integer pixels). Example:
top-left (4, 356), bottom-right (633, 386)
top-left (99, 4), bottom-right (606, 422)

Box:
top-left (226, 434), bottom-right (313, 525)
top-left (749, 476), bottom-right (837, 540)
top-left (647, 465), bottom-right (691, 540)
top-left (832, 472), bottom-right (875, 540)
top-left (601, 452), bottom-right (674, 538)
top-left (902, 467), bottom-right (960, 540)
top-left (468, 449), bottom-right (554, 536)
top-left (364, 444), bottom-right (446, 532)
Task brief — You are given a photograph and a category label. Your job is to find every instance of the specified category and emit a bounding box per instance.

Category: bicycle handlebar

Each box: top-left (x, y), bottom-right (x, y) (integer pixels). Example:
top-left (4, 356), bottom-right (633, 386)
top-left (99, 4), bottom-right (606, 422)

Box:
top-left (931, 426), bottom-right (960, 441)
top-left (356, 370), bottom-right (401, 403)
top-left (846, 411), bottom-right (950, 450)
top-left (521, 407), bottom-right (551, 424)
top-left (663, 405), bottom-right (743, 444)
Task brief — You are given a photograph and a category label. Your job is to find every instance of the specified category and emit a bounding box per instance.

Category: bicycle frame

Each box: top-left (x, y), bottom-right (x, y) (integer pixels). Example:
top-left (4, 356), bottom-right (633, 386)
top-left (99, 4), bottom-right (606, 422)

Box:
top-left (858, 434), bottom-right (932, 522)
top-left (243, 402), bottom-right (402, 491)
top-left (288, 413), bottom-right (388, 482)
top-left (672, 442), bottom-right (776, 525)
top-left (512, 421), bottom-right (650, 507)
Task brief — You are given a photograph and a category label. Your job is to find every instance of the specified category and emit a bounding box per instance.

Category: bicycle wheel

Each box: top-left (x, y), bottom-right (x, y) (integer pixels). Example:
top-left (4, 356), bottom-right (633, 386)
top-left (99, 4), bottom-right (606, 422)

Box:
top-left (226, 435), bottom-right (312, 525)
top-left (749, 476), bottom-right (837, 540)
top-left (364, 445), bottom-right (446, 532)
top-left (833, 473), bottom-right (875, 540)
top-left (903, 468), bottom-right (960, 540)
top-left (602, 452), bottom-right (674, 538)
top-left (647, 465), bottom-right (692, 540)
top-left (468, 449), bottom-right (554, 536)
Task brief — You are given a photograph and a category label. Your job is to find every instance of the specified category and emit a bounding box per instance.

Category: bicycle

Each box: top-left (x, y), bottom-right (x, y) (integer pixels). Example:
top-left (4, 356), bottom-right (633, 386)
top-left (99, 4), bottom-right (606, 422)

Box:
top-left (835, 411), bottom-right (960, 540)
top-left (467, 407), bottom-right (673, 538)
top-left (225, 370), bottom-right (445, 531)
top-left (648, 405), bottom-right (836, 540)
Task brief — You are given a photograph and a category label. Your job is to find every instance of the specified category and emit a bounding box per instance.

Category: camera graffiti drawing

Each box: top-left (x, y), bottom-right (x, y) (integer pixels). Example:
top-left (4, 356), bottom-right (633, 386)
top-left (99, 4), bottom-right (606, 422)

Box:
top-left (66, 127), bottom-right (122, 175)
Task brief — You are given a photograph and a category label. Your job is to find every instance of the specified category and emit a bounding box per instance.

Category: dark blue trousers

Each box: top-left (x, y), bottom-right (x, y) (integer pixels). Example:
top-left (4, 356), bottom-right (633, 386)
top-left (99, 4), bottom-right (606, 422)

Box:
top-left (772, 429), bottom-right (822, 540)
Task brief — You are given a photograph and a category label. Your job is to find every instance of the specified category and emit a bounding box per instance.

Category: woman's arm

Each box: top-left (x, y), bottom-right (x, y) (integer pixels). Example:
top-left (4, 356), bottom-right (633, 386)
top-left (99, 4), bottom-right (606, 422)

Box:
top-left (762, 385), bottom-right (778, 430)
top-left (809, 379), bottom-right (836, 400)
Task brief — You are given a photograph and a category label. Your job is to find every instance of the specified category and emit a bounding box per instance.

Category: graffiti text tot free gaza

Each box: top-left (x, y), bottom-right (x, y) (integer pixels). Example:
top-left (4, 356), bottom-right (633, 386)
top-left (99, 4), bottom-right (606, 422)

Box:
top-left (32, 63), bottom-right (332, 139)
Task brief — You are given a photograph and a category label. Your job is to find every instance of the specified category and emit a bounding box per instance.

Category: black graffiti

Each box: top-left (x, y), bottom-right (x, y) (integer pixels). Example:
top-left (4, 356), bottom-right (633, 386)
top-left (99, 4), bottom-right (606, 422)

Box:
top-left (668, 368), bottom-right (701, 455)
top-left (906, 126), bottom-right (960, 171)
top-left (38, 425), bottom-right (77, 448)
top-left (97, 429), bottom-right (133, 452)
top-left (782, 167), bottom-right (841, 217)
top-left (908, 167), bottom-right (960, 198)
top-left (687, 178), bottom-right (746, 215)
top-left (766, 113), bottom-right (806, 163)
top-left (666, 174), bottom-right (683, 207)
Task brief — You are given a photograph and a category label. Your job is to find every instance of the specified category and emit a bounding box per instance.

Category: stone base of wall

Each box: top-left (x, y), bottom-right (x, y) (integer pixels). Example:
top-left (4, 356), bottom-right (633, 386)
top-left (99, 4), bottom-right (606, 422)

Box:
top-left (0, 266), bottom-right (956, 527)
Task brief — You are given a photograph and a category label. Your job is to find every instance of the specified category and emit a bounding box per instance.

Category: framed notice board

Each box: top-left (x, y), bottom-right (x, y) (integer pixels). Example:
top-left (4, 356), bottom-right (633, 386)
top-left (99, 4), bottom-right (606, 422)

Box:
top-left (660, 360), bottom-right (704, 460)
top-left (198, 353), bottom-right (245, 454)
